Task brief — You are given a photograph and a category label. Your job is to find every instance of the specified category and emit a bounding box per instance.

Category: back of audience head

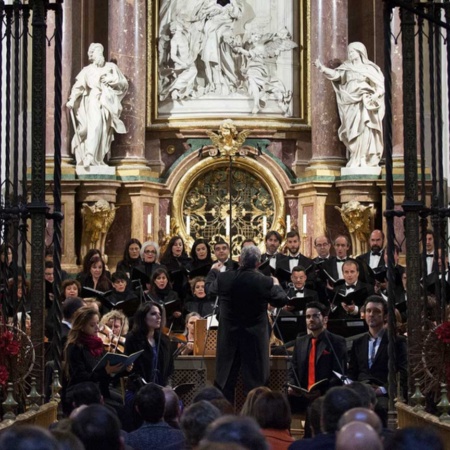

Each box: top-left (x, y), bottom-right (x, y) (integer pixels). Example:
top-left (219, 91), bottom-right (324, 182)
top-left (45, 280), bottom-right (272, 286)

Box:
top-left (135, 382), bottom-right (165, 423)
top-left (163, 387), bottom-right (181, 427)
top-left (210, 397), bottom-right (235, 415)
top-left (201, 415), bottom-right (269, 450)
top-left (384, 427), bottom-right (444, 450)
top-left (71, 381), bottom-right (103, 408)
top-left (347, 381), bottom-right (377, 409)
top-left (308, 396), bottom-right (324, 437)
top-left (62, 296), bottom-right (84, 321)
top-left (240, 386), bottom-right (271, 417)
top-left (50, 430), bottom-right (84, 450)
top-left (193, 386), bottom-right (225, 403)
top-left (0, 425), bottom-right (60, 450)
top-left (338, 407), bottom-right (382, 435)
top-left (253, 391), bottom-right (291, 430)
top-left (337, 421), bottom-right (382, 450)
top-left (180, 400), bottom-right (221, 448)
top-left (321, 387), bottom-right (363, 433)
top-left (71, 404), bottom-right (123, 450)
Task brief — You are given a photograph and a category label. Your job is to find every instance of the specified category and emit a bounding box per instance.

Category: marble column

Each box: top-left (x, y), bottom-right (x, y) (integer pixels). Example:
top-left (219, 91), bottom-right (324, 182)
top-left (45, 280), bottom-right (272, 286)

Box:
top-left (108, 0), bottom-right (147, 166)
top-left (309, 0), bottom-right (348, 170)
top-left (46, 1), bottom-right (80, 164)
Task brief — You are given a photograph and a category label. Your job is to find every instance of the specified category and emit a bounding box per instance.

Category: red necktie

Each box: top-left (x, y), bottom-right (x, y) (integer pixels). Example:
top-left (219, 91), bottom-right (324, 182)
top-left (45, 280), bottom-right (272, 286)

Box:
top-left (308, 338), bottom-right (317, 389)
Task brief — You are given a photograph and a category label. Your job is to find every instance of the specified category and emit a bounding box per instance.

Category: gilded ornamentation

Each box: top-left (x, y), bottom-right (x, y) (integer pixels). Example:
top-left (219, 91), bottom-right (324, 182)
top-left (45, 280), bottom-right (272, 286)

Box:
top-left (205, 119), bottom-right (251, 157)
top-left (335, 200), bottom-right (372, 256)
top-left (81, 199), bottom-right (118, 259)
top-left (172, 154), bottom-right (285, 258)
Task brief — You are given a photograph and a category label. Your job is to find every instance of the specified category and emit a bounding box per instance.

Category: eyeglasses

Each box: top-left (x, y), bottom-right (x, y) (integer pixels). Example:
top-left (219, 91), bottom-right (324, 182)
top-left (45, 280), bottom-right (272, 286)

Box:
top-left (315, 243), bottom-right (329, 248)
top-left (144, 250), bottom-right (157, 254)
top-left (305, 313), bottom-right (321, 319)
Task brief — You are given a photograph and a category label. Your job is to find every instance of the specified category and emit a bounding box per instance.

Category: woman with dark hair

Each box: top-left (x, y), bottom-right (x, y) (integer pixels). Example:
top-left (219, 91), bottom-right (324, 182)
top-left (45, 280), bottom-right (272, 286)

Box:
top-left (63, 307), bottom-right (127, 412)
top-left (187, 238), bottom-right (213, 275)
top-left (60, 279), bottom-right (82, 302)
top-left (76, 254), bottom-right (111, 292)
top-left (184, 276), bottom-right (215, 317)
top-left (160, 235), bottom-right (191, 300)
top-left (145, 267), bottom-right (183, 331)
top-left (116, 239), bottom-right (142, 278)
top-left (124, 301), bottom-right (173, 394)
top-left (252, 391), bottom-right (294, 450)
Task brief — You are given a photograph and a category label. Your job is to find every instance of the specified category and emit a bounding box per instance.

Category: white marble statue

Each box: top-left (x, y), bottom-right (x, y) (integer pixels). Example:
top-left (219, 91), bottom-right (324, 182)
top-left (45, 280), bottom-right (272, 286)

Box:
top-left (233, 28), bottom-right (297, 115)
top-left (67, 43), bottom-right (129, 168)
top-left (315, 42), bottom-right (385, 168)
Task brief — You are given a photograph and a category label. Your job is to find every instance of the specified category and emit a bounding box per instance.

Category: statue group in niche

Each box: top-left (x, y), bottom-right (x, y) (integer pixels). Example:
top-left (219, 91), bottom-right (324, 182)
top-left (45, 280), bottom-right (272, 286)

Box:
top-left (315, 42), bottom-right (385, 168)
top-left (158, 0), bottom-right (298, 116)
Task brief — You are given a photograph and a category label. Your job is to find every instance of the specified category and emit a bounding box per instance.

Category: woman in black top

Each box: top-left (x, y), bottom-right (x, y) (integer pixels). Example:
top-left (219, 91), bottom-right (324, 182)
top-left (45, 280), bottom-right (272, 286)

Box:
top-left (116, 238), bottom-right (142, 278)
top-left (160, 235), bottom-right (191, 300)
top-left (76, 254), bottom-right (111, 292)
top-left (63, 306), bottom-right (125, 410)
top-left (145, 267), bottom-right (183, 331)
top-left (124, 301), bottom-right (173, 390)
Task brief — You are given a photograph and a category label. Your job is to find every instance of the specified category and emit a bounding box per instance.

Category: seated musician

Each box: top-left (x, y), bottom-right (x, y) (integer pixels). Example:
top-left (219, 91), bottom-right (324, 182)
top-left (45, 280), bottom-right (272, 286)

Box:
top-left (179, 311), bottom-right (201, 355)
top-left (287, 301), bottom-right (347, 438)
top-left (99, 309), bottom-right (129, 353)
top-left (329, 259), bottom-right (374, 319)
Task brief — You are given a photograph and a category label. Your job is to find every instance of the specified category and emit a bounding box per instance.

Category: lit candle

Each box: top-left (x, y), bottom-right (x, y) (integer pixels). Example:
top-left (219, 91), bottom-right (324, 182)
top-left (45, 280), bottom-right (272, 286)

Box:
top-left (186, 215), bottom-right (191, 235)
top-left (302, 213), bottom-right (307, 234)
top-left (226, 216), bottom-right (230, 236)
top-left (166, 215), bottom-right (170, 235)
top-left (286, 215), bottom-right (291, 232)
top-left (263, 216), bottom-right (267, 236)
top-left (147, 213), bottom-right (152, 235)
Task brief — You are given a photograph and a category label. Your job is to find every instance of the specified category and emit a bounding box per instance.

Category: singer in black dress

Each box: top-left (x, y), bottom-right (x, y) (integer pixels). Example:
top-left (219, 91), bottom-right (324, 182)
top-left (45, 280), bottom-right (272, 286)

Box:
top-left (124, 301), bottom-right (173, 392)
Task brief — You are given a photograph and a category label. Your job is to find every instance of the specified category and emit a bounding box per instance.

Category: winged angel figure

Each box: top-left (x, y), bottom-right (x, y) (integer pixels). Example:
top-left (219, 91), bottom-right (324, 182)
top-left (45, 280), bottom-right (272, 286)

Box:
top-left (233, 27), bottom-right (298, 115)
top-left (206, 119), bottom-right (251, 157)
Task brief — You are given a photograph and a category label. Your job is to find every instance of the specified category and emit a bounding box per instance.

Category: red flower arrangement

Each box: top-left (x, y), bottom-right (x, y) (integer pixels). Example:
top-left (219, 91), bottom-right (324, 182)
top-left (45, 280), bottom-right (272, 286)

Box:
top-left (435, 322), bottom-right (450, 344)
top-left (0, 326), bottom-right (21, 386)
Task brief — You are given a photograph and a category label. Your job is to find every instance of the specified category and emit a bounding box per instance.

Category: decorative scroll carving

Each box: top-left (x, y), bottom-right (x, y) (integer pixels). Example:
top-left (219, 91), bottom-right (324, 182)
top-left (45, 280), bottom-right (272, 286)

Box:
top-left (335, 200), bottom-right (372, 256)
top-left (80, 199), bottom-right (118, 259)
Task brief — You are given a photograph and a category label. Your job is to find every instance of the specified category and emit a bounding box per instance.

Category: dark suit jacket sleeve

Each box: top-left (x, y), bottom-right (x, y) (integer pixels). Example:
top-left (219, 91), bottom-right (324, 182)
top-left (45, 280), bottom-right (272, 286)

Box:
top-left (205, 269), bottom-right (219, 295)
top-left (347, 338), bottom-right (361, 381)
top-left (269, 283), bottom-right (288, 308)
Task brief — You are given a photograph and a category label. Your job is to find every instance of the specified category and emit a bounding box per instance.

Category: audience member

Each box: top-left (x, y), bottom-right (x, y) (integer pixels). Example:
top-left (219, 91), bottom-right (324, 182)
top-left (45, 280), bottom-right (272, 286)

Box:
top-left (289, 386), bottom-right (363, 449)
top-left (307, 396), bottom-right (324, 438)
top-left (163, 387), bottom-right (182, 429)
top-left (347, 381), bottom-right (377, 409)
top-left (202, 415), bottom-right (269, 450)
top-left (125, 383), bottom-right (185, 450)
top-left (71, 404), bottom-right (123, 450)
top-left (192, 386), bottom-right (225, 403)
top-left (0, 425), bottom-right (60, 450)
top-left (336, 421), bottom-right (382, 450)
top-left (384, 426), bottom-right (444, 450)
top-left (253, 390), bottom-right (294, 450)
top-left (50, 429), bottom-right (85, 450)
top-left (180, 400), bottom-right (221, 449)
top-left (240, 386), bottom-right (271, 417)
top-left (337, 407), bottom-right (382, 435)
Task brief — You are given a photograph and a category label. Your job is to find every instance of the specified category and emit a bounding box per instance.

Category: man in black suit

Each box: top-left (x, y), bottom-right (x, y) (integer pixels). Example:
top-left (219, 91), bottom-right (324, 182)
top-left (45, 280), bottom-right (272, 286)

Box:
top-left (288, 301), bottom-right (348, 436)
top-left (213, 240), bottom-right (239, 272)
top-left (260, 230), bottom-right (287, 270)
top-left (284, 266), bottom-right (319, 315)
top-left (329, 259), bottom-right (374, 319)
top-left (321, 235), bottom-right (351, 283)
top-left (356, 229), bottom-right (385, 286)
top-left (205, 245), bottom-right (287, 403)
top-left (313, 235), bottom-right (331, 264)
top-left (348, 295), bottom-right (407, 425)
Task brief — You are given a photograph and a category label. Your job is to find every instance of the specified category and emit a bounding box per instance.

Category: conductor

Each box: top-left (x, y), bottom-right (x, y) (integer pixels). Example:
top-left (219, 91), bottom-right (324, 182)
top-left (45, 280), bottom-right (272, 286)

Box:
top-left (205, 245), bottom-right (287, 403)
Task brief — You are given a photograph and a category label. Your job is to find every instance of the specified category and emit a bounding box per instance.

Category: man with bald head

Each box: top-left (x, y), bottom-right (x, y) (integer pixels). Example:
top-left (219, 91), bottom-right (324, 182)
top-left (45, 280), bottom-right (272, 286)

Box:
top-left (338, 407), bottom-right (382, 435)
top-left (336, 422), bottom-right (382, 450)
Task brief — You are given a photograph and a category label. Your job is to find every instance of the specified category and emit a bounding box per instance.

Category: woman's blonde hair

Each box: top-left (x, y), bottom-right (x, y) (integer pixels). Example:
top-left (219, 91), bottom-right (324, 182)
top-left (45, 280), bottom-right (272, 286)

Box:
top-left (100, 310), bottom-right (129, 335)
